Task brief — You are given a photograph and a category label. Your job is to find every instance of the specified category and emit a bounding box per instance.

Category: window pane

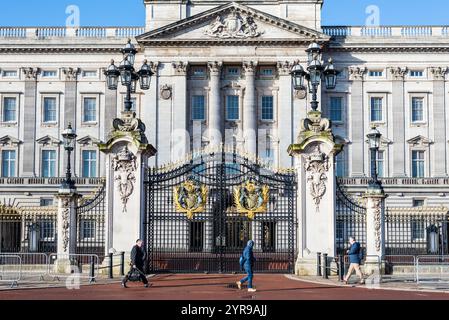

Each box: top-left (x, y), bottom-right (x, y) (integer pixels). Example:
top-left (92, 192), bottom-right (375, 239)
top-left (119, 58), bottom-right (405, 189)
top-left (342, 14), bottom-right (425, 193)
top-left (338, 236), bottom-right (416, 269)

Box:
top-left (192, 95), bottom-right (205, 120)
top-left (226, 95), bottom-right (239, 120)
top-left (376, 151), bottom-right (384, 178)
top-left (411, 97), bottom-right (424, 122)
top-left (336, 152), bottom-right (346, 177)
top-left (330, 97), bottom-right (343, 122)
top-left (3, 97), bottom-right (16, 122)
top-left (43, 97), bottom-right (57, 122)
top-left (370, 97), bottom-right (382, 122)
top-left (2, 150), bottom-right (16, 177)
top-left (82, 150), bottom-right (97, 178)
top-left (42, 71), bottom-right (57, 77)
top-left (81, 219), bottom-right (95, 239)
top-left (83, 98), bottom-right (96, 122)
top-left (261, 96), bottom-right (274, 120)
top-left (42, 150), bottom-right (56, 177)
top-left (412, 151), bottom-right (425, 178)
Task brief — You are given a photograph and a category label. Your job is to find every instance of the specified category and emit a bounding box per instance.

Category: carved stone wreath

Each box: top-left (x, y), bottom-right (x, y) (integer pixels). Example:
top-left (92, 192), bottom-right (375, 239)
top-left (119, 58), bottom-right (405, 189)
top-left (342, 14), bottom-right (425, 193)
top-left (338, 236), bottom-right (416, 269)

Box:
top-left (303, 146), bottom-right (329, 211)
top-left (113, 146), bottom-right (137, 213)
top-left (160, 84), bottom-right (172, 100)
top-left (204, 11), bottom-right (263, 39)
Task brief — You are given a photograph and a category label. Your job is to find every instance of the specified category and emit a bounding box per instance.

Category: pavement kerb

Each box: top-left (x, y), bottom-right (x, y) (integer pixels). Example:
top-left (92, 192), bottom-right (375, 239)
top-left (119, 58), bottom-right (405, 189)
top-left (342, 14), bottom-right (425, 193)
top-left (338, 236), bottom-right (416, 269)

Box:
top-left (285, 274), bottom-right (449, 294)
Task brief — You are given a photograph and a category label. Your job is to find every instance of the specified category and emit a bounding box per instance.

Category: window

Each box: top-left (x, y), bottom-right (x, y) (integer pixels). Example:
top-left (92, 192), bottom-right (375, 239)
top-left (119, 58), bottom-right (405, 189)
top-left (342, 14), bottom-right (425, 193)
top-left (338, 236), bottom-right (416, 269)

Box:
top-left (369, 71), bottom-right (383, 77)
top-left (413, 199), bottom-right (425, 207)
top-left (40, 199), bottom-right (54, 206)
top-left (412, 150), bottom-right (425, 178)
top-left (82, 150), bottom-right (97, 178)
top-left (227, 67), bottom-right (240, 76)
top-left (411, 97), bottom-right (424, 123)
top-left (261, 96), bottom-right (274, 120)
top-left (41, 150), bottom-right (56, 177)
top-left (329, 97), bottom-right (343, 122)
top-left (371, 150), bottom-right (385, 178)
top-left (335, 152), bottom-right (346, 177)
top-left (43, 97), bottom-right (57, 123)
top-left (336, 221), bottom-right (345, 241)
top-left (1, 150), bottom-right (16, 177)
top-left (263, 137), bottom-right (274, 165)
top-left (410, 70), bottom-right (424, 77)
top-left (370, 97), bottom-right (383, 122)
top-left (3, 97), bottom-right (17, 122)
top-left (411, 220), bottom-right (425, 240)
top-left (42, 71), bottom-right (57, 77)
top-left (82, 70), bottom-right (97, 77)
top-left (260, 68), bottom-right (274, 76)
top-left (3, 70), bottom-right (17, 77)
top-left (226, 95), bottom-right (239, 120)
top-left (39, 220), bottom-right (55, 240)
top-left (192, 67), bottom-right (205, 77)
top-left (126, 97), bottom-right (137, 112)
top-left (83, 97), bottom-right (97, 122)
top-left (191, 95), bottom-right (205, 120)
top-left (80, 219), bottom-right (96, 239)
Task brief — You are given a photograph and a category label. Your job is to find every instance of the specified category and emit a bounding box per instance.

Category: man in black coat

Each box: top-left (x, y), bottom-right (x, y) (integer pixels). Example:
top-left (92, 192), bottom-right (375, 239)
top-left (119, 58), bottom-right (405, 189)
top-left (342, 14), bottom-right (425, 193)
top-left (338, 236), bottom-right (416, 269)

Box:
top-left (122, 239), bottom-right (149, 288)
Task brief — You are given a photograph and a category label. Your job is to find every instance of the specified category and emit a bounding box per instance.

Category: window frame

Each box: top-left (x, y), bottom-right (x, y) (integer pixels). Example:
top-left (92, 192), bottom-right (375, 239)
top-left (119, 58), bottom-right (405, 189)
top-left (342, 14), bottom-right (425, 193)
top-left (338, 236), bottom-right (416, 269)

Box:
top-left (81, 95), bottom-right (98, 124)
top-left (1, 95), bottom-right (19, 124)
top-left (82, 70), bottom-right (98, 78)
top-left (368, 70), bottom-right (384, 78)
top-left (81, 149), bottom-right (98, 178)
top-left (40, 149), bottom-right (58, 178)
top-left (261, 95), bottom-right (274, 121)
top-left (225, 94), bottom-right (240, 121)
top-left (1, 149), bottom-right (17, 178)
top-left (329, 96), bottom-right (344, 123)
top-left (411, 150), bottom-right (426, 178)
top-left (191, 94), bottom-right (206, 121)
top-left (39, 219), bottom-right (56, 241)
top-left (368, 95), bottom-right (386, 124)
top-left (41, 70), bottom-right (58, 78)
top-left (409, 95), bottom-right (427, 125)
top-left (41, 95), bottom-right (59, 125)
top-left (79, 219), bottom-right (96, 241)
top-left (2, 70), bottom-right (18, 78)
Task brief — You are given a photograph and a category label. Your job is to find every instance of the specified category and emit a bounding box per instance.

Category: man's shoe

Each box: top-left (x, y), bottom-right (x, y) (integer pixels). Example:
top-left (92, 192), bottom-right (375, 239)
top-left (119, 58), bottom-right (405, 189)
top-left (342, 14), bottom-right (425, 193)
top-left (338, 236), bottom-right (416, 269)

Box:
top-left (121, 282), bottom-right (128, 288)
top-left (248, 288), bottom-right (257, 292)
top-left (359, 280), bottom-right (365, 285)
top-left (236, 281), bottom-right (242, 290)
top-left (144, 283), bottom-right (150, 288)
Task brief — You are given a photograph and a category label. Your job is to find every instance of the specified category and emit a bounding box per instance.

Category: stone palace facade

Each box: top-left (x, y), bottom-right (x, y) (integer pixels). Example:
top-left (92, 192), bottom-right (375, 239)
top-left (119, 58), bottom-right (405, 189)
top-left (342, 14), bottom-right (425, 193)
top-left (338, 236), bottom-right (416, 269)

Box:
top-left (1, 0), bottom-right (449, 208)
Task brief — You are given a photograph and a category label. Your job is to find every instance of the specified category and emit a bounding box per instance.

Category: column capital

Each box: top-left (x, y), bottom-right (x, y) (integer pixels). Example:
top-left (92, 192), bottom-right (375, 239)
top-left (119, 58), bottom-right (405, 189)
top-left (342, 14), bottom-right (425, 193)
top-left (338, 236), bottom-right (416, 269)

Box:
top-left (207, 61), bottom-right (223, 75)
top-left (389, 66), bottom-right (408, 81)
top-left (62, 67), bottom-right (81, 81)
top-left (243, 61), bottom-right (258, 74)
top-left (22, 67), bottom-right (40, 80)
top-left (172, 61), bottom-right (188, 75)
top-left (277, 61), bottom-right (294, 76)
top-left (348, 66), bottom-right (366, 81)
top-left (430, 66), bottom-right (448, 81)
top-left (148, 61), bottom-right (160, 74)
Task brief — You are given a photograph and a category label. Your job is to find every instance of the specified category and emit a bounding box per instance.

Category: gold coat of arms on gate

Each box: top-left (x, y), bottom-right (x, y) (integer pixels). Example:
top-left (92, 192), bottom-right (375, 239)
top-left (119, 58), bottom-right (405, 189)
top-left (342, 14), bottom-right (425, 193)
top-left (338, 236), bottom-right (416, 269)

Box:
top-left (234, 180), bottom-right (269, 220)
top-left (174, 180), bottom-right (208, 219)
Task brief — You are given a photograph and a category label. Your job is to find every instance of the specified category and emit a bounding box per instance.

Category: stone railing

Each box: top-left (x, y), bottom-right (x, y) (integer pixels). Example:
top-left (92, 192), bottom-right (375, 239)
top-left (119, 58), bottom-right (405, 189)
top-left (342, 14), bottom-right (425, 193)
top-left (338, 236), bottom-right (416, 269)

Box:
top-left (338, 177), bottom-right (449, 186)
top-left (0, 177), bottom-right (105, 186)
top-left (0, 27), bottom-right (145, 39)
top-left (322, 26), bottom-right (449, 38)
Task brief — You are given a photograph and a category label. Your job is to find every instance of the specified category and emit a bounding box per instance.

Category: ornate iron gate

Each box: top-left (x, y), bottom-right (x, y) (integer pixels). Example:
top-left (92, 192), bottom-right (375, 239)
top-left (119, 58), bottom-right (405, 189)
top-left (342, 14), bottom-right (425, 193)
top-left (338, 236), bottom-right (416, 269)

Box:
top-left (145, 148), bottom-right (297, 273)
top-left (335, 182), bottom-right (366, 254)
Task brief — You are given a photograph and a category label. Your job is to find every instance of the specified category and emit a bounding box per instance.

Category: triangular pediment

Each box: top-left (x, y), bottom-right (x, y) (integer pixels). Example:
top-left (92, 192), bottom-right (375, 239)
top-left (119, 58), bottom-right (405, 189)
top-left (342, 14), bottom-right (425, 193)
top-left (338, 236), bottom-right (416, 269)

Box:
top-left (137, 2), bottom-right (328, 45)
top-left (77, 135), bottom-right (101, 146)
top-left (36, 135), bottom-right (61, 146)
top-left (407, 135), bottom-right (432, 146)
top-left (0, 135), bottom-right (21, 146)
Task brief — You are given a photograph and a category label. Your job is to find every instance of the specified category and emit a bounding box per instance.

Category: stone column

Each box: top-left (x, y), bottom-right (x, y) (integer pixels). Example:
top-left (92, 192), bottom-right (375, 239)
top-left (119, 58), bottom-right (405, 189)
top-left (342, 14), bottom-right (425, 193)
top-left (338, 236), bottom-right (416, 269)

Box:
top-left (62, 68), bottom-right (80, 176)
top-left (288, 111), bottom-right (343, 275)
top-left (348, 67), bottom-right (366, 177)
top-left (99, 111), bottom-right (157, 256)
top-left (207, 61), bottom-right (223, 146)
top-left (390, 67), bottom-right (408, 177)
top-left (171, 62), bottom-right (188, 162)
top-left (22, 68), bottom-right (40, 177)
top-left (363, 191), bottom-right (386, 283)
top-left (55, 190), bottom-right (80, 272)
top-left (430, 67), bottom-right (448, 176)
top-left (277, 61), bottom-right (294, 168)
top-left (243, 61), bottom-right (258, 156)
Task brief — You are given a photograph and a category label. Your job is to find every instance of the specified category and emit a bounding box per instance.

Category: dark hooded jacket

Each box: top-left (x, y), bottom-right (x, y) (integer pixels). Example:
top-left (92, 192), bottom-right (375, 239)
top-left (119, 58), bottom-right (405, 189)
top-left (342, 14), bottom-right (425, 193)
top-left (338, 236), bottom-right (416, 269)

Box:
top-left (131, 245), bottom-right (146, 268)
top-left (242, 240), bottom-right (255, 271)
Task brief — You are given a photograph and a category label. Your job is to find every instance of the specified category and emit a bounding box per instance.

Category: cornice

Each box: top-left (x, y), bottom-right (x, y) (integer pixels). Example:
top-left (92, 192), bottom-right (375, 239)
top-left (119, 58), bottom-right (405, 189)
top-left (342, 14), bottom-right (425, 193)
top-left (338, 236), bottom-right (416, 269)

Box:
top-left (0, 47), bottom-right (123, 54)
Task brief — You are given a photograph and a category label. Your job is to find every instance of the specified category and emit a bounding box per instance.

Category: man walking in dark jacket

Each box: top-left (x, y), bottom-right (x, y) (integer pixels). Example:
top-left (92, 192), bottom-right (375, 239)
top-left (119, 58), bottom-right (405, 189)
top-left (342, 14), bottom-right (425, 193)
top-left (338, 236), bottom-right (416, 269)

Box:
top-left (122, 239), bottom-right (149, 288)
top-left (236, 240), bottom-right (257, 292)
top-left (343, 236), bottom-right (365, 284)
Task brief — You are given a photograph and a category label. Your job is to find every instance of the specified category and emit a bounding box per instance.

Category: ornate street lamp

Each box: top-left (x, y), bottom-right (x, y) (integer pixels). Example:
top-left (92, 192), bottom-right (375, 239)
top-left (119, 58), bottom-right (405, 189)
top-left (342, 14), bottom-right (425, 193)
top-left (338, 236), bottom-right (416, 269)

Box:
top-left (366, 126), bottom-right (383, 192)
top-left (291, 41), bottom-right (339, 112)
top-left (61, 123), bottom-right (77, 191)
top-left (105, 39), bottom-right (154, 112)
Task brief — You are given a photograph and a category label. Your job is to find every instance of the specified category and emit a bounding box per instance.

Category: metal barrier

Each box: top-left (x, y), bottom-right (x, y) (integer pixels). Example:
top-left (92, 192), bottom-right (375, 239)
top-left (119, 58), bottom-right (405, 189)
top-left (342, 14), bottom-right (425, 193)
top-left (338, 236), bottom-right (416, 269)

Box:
top-left (0, 254), bottom-right (21, 288)
top-left (316, 253), bottom-right (341, 280)
top-left (3, 253), bottom-right (49, 281)
top-left (416, 255), bottom-right (449, 284)
top-left (97, 252), bottom-right (125, 279)
top-left (48, 253), bottom-right (100, 283)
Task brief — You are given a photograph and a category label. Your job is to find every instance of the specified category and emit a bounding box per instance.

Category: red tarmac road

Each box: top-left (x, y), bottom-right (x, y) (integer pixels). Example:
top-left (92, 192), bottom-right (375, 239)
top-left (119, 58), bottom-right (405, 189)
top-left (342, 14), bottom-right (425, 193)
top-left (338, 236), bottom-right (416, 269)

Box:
top-left (1, 274), bottom-right (448, 300)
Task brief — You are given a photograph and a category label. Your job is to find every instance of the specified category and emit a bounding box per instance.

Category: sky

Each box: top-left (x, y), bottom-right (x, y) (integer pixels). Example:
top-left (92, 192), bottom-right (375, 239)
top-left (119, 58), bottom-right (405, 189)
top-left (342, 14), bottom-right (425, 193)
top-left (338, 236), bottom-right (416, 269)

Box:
top-left (0, 0), bottom-right (447, 27)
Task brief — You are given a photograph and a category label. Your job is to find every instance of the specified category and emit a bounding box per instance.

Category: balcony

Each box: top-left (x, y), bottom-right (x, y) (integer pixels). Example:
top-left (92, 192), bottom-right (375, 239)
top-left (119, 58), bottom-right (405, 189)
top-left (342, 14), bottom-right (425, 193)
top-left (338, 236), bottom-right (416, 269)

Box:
top-left (322, 26), bottom-right (449, 38)
top-left (0, 27), bottom-right (145, 39)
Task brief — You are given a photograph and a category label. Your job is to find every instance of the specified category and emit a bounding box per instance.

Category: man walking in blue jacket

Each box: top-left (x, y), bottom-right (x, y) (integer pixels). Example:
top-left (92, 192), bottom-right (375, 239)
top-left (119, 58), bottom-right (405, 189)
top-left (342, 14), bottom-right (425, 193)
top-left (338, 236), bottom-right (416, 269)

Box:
top-left (343, 236), bottom-right (365, 284)
top-left (236, 240), bottom-right (257, 292)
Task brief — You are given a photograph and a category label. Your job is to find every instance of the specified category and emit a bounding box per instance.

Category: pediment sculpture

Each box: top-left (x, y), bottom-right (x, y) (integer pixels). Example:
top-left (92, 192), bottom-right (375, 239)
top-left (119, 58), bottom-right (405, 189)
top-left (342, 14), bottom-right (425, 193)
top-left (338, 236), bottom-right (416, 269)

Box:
top-left (204, 11), bottom-right (263, 39)
top-left (304, 146), bottom-right (329, 211)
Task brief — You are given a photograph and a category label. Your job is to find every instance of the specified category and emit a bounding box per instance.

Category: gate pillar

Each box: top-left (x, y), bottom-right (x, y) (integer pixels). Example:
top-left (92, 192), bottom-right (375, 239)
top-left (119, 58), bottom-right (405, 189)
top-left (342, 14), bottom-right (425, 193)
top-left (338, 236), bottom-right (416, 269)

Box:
top-left (288, 111), bottom-right (343, 275)
top-left (56, 191), bottom-right (80, 255)
top-left (99, 111), bottom-right (157, 256)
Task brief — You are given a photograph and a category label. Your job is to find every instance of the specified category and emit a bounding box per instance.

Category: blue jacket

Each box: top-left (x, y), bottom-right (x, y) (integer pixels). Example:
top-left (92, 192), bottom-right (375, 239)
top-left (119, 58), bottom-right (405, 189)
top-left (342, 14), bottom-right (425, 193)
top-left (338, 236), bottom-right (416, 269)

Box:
top-left (347, 242), bottom-right (362, 264)
top-left (242, 240), bottom-right (255, 271)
